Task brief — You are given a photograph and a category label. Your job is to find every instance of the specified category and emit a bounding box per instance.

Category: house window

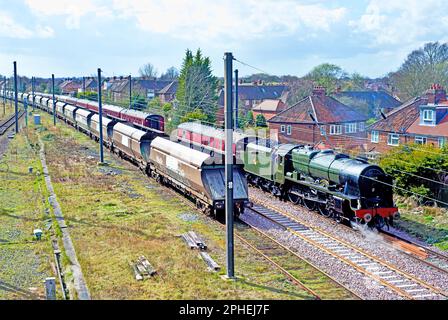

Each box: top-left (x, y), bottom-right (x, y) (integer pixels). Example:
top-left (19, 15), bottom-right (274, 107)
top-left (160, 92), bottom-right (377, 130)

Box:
top-left (387, 133), bottom-right (400, 146)
top-left (286, 125), bottom-right (292, 135)
top-left (438, 137), bottom-right (445, 148)
top-left (371, 131), bottom-right (379, 143)
top-left (345, 122), bottom-right (357, 133)
top-left (147, 89), bottom-right (155, 99)
top-left (320, 125), bottom-right (326, 136)
top-left (329, 125), bottom-right (342, 135)
top-left (420, 109), bottom-right (435, 126)
top-left (359, 122), bottom-right (365, 132)
top-left (280, 125), bottom-right (285, 133)
top-left (415, 136), bottom-right (427, 145)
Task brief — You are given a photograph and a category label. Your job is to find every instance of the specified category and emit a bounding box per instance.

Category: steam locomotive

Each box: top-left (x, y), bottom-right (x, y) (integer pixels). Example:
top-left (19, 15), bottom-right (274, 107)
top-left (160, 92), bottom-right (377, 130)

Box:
top-left (178, 122), bottom-right (399, 229)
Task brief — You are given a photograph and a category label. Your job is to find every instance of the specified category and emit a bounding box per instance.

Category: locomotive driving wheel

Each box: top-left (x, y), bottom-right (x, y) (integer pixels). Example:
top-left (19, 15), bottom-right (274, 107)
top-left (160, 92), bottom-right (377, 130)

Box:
top-left (318, 203), bottom-right (332, 217)
top-left (287, 188), bottom-right (302, 205)
top-left (303, 197), bottom-right (316, 211)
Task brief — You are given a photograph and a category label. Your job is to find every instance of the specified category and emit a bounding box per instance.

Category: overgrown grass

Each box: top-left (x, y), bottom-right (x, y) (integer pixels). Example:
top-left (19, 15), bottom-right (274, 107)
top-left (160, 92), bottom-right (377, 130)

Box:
top-left (31, 112), bottom-right (316, 300)
top-left (0, 103), bottom-right (14, 122)
top-left (0, 124), bottom-right (55, 299)
top-left (395, 197), bottom-right (448, 250)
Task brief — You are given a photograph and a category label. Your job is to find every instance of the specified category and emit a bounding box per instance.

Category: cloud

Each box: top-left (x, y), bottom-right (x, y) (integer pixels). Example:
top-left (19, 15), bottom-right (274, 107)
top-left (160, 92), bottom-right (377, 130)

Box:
top-left (0, 11), bottom-right (54, 39)
top-left (25, 0), bottom-right (111, 29)
top-left (112, 0), bottom-right (347, 40)
top-left (0, 11), bottom-right (33, 38)
top-left (350, 0), bottom-right (448, 46)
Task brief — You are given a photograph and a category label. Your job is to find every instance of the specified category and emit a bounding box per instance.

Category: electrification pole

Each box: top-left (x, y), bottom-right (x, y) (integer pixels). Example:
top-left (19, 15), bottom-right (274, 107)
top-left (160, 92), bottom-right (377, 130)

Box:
top-left (10, 77), bottom-right (13, 108)
top-left (52, 74), bottom-right (56, 125)
top-left (4, 76), bottom-right (8, 112)
top-left (13, 61), bottom-right (18, 133)
top-left (24, 98), bottom-right (28, 127)
top-left (129, 75), bottom-right (132, 109)
top-left (234, 69), bottom-right (239, 129)
top-left (2, 76), bottom-right (5, 116)
top-left (83, 76), bottom-right (86, 95)
top-left (32, 77), bottom-right (35, 111)
top-left (224, 52), bottom-right (234, 279)
top-left (98, 68), bottom-right (104, 164)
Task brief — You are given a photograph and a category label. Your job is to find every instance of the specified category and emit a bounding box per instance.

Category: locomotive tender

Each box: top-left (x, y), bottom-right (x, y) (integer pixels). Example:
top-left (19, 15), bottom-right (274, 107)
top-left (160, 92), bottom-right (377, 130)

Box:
top-left (178, 122), bottom-right (399, 229)
top-left (8, 91), bottom-right (248, 218)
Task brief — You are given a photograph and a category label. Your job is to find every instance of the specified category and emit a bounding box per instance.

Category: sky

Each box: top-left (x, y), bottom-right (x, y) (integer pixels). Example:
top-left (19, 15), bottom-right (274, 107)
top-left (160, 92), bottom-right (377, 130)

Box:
top-left (0, 0), bottom-right (447, 79)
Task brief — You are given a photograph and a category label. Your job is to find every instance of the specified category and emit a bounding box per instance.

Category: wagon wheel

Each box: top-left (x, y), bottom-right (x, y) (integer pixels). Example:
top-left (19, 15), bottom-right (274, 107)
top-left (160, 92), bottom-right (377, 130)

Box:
top-left (287, 189), bottom-right (301, 205)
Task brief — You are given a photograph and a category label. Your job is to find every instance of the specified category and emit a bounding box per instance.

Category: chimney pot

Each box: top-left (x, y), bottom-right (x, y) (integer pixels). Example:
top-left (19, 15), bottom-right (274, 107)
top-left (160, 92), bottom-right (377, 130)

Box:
top-left (312, 85), bottom-right (326, 96)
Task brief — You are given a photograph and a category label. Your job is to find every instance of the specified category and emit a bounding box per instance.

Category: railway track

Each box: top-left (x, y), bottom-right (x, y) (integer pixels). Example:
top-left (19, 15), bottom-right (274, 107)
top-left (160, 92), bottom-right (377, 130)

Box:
top-left (0, 112), bottom-right (24, 135)
top-left (380, 230), bottom-right (448, 275)
top-left (250, 200), bottom-right (448, 300)
top-left (161, 184), bottom-right (359, 299)
top-left (235, 222), bottom-right (361, 300)
top-left (251, 187), bottom-right (448, 279)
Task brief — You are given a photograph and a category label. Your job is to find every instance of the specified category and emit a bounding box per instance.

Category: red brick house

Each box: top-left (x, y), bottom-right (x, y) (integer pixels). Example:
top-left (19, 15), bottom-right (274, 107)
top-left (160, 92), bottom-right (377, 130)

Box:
top-left (252, 99), bottom-right (286, 120)
top-left (216, 82), bottom-right (288, 124)
top-left (59, 80), bottom-right (81, 95)
top-left (156, 81), bottom-right (178, 103)
top-left (367, 84), bottom-right (448, 154)
top-left (268, 86), bottom-right (368, 152)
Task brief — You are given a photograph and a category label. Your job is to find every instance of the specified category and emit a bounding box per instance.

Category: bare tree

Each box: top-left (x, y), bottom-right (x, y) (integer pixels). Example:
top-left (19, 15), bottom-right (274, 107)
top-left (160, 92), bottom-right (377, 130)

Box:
top-left (138, 63), bottom-right (158, 79)
top-left (160, 67), bottom-right (179, 80)
top-left (390, 42), bottom-right (448, 100)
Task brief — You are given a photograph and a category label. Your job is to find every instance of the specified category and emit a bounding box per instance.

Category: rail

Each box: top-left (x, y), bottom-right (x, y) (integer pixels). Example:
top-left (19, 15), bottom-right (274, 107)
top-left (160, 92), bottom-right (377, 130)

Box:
top-left (250, 200), bottom-right (448, 300)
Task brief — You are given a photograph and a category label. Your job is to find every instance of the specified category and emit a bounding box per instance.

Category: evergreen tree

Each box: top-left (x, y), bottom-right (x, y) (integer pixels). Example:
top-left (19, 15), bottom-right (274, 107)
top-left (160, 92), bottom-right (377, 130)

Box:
top-left (245, 110), bottom-right (254, 127)
top-left (255, 114), bottom-right (267, 127)
top-left (175, 49), bottom-right (218, 125)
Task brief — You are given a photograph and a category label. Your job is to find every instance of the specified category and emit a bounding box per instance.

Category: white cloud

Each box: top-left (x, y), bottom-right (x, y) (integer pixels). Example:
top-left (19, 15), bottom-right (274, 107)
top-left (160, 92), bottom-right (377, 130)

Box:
top-left (36, 25), bottom-right (55, 38)
top-left (111, 0), bottom-right (347, 40)
top-left (25, 0), bottom-right (111, 29)
top-left (350, 0), bottom-right (448, 46)
top-left (0, 11), bottom-right (33, 38)
top-left (0, 11), bottom-right (54, 39)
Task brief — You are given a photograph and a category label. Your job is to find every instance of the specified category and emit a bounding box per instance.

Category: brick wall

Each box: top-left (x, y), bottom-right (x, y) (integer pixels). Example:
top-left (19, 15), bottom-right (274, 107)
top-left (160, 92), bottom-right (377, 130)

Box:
top-left (367, 130), bottom-right (445, 153)
top-left (269, 122), bottom-right (367, 152)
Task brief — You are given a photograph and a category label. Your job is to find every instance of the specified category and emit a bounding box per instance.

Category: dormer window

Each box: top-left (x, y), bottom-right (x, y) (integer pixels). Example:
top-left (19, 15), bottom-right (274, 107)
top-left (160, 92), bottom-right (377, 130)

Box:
top-left (420, 108), bottom-right (436, 126)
